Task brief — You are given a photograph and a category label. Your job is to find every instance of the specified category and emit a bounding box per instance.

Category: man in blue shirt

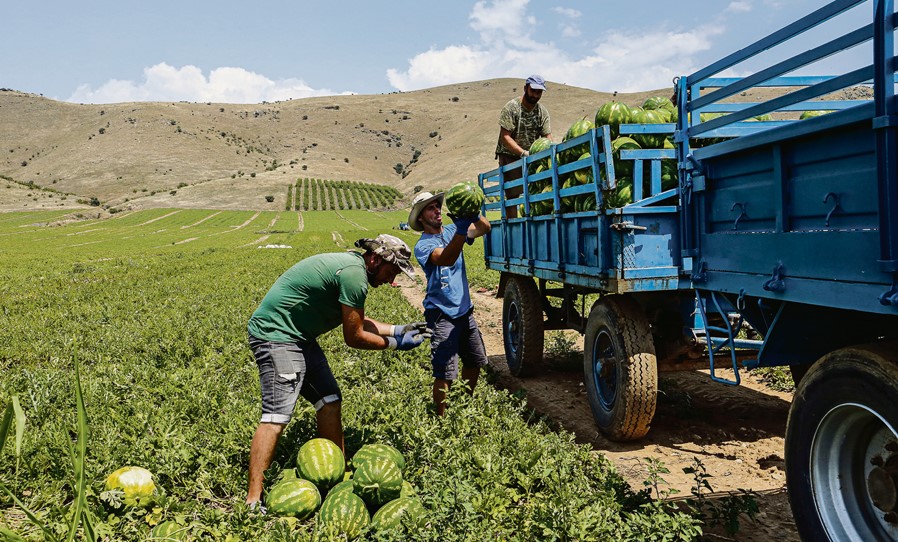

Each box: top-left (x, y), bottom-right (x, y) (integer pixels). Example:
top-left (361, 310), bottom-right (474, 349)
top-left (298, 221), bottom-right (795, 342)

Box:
top-left (409, 191), bottom-right (491, 415)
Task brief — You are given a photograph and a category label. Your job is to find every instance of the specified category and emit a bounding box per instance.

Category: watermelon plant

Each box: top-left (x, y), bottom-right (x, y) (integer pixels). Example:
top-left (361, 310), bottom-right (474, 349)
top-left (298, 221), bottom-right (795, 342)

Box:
top-left (103, 466), bottom-right (159, 508)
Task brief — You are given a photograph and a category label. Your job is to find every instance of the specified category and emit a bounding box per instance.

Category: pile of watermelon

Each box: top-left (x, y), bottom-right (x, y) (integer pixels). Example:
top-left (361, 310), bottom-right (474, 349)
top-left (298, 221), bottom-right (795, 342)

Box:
top-left (265, 438), bottom-right (426, 538)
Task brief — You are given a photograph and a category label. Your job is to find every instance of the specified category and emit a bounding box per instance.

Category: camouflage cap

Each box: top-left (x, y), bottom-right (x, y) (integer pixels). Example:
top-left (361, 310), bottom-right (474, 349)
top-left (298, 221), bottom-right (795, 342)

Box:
top-left (355, 234), bottom-right (415, 279)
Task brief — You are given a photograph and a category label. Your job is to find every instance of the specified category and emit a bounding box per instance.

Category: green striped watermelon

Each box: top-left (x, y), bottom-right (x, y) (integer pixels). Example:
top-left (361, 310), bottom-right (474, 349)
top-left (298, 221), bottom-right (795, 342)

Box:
top-left (297, 438), bottom-right (345, 492)
top-left (352, 456), bottom-right (403, 507)
top-left (530, 184), bottom-right (554, 216)
top-left (351, 443), bottom-right (405, 472)
top-left (574, 194), bottom-right (597, 213)
top-left (561, 117), bottom-right (594, 164)
top-left (318, 490), bottom-right (370, 539)
top-left (326, 479), bottom-right (355, 498)
top-left (150, 520), bottom-right (188, 541)
top-left (267, 478), bottom-right (321, 520)
top-left (611, 137), bottom-right (641, 177)
top-left (630, 109), bottom-right (667, 148)
top-left (661, 160), bottom-right (678, 191)
top-left (445, 181), bottom-right (485, 217)
top-left (400, 480), bottom-right (417, 498)
top-left (528, 137), bottom-right (553, 174)
top-left (594, 101), bottom-right (631, 139)
top-left (604, 179), bottom-right (633, 209)
top-left (370, 497), bottom-right (427, 531)
top-left (573, 152), bottom-right (593, 184)
top-left (642, 96), bottom-right (673, 111)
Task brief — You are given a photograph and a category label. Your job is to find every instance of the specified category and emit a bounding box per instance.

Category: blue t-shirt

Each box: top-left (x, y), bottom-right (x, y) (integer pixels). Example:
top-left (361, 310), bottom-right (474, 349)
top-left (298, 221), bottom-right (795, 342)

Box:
top-left (414, 224), bottom-right (472, 318)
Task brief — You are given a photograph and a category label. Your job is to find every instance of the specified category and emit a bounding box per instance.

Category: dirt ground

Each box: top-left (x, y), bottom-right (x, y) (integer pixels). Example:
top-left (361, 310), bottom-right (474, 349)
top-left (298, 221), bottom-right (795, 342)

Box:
top-left (396, 277), bottom-right (800, 542)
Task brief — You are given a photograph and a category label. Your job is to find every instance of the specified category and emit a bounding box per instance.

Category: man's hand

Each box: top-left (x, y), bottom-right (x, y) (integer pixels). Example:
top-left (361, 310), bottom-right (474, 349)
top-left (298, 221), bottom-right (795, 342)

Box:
top-left (387, 327), bottom-right (433, 351)
top-left (392, 322), bottom-right (428, 338)
top-left (447, 213), bottom-right (478, 238)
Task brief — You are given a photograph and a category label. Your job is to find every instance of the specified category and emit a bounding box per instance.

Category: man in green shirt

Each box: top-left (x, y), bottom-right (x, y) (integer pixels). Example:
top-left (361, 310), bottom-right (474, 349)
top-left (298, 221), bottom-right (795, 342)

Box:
top-left (245, 234), bottom-right (430, 510)
top-left (495, 75), bottom-right (552, 218)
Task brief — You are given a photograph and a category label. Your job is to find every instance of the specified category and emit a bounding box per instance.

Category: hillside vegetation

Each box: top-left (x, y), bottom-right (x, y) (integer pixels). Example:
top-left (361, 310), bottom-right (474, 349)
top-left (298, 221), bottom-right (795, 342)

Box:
top-left (0, 80), bottom-right (670, 214)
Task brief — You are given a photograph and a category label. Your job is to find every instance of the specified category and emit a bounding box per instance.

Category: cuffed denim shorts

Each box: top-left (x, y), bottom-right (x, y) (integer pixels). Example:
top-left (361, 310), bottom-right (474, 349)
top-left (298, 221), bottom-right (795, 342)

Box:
top-left (249, 334), bottom-right (341, 424)
top-left (424, 308), bottom-right (488, 380)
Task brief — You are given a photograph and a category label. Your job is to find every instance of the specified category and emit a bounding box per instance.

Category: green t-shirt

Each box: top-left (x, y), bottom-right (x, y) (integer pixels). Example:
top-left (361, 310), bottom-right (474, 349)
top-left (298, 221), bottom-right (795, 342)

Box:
top-left (247, 252), bottom-right (368, 343)
top-left (495, 97), bottom-right (551, 158)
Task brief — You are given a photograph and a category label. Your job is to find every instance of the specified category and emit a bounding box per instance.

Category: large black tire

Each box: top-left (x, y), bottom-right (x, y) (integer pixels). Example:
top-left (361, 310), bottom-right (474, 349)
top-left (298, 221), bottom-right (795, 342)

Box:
top-left (502, 276), bottom-right (544, 377)
top-left (786, 344), bottom-right (898, 541)
top-left (583, 295), bottom-right (657, 441)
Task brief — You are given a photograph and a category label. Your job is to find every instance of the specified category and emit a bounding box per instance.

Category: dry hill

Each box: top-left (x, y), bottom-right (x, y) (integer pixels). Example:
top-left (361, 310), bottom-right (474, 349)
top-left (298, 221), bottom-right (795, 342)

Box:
top-left (0, 79), bottom-right (672, 214)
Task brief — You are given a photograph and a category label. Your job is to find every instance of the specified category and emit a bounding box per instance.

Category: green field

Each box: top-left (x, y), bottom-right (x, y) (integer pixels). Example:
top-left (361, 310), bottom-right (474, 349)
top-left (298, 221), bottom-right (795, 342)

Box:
top-left (0, 210), bottom-right (700, 541)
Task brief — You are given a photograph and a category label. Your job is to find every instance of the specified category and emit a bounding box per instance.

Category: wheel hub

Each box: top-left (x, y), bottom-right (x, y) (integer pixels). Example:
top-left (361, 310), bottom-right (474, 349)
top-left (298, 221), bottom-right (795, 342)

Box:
top-left (868, 453), bottom-right (898, 520)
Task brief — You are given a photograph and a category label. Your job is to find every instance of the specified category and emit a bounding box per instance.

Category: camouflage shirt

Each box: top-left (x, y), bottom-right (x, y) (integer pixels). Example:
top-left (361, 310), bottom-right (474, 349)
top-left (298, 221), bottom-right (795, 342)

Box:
top-left (495, 97), bottom-right (551, 158)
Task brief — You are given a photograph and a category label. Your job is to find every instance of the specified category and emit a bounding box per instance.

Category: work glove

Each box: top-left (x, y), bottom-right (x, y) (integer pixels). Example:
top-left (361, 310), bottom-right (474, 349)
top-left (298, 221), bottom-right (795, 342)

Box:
top-left (391, 322), bottom-right (428, 338)
top-left (447, 213), bottom-right (478, 238)
top-left (387, 327), bottom-right (433, 351)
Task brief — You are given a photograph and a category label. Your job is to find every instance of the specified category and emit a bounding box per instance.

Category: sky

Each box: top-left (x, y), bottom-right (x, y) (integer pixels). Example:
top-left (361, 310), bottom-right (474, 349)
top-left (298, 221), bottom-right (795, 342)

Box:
top-left (1, 0), bottom-right (873, 104)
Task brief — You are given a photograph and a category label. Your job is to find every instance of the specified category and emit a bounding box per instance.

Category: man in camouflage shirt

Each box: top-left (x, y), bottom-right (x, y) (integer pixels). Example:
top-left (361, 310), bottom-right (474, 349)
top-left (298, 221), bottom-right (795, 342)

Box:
top-left (495, 75), bottom-right (552, 217)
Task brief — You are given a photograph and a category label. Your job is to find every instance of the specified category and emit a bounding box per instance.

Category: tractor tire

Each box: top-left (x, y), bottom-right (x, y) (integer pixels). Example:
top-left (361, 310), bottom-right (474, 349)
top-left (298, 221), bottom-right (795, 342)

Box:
top-left (502, 276), bottom-right (544, 377)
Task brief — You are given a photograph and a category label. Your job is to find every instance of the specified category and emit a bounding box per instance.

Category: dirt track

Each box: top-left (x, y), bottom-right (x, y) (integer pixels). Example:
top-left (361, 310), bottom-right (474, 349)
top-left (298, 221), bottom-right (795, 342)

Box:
top-left (396, 277), bottom-right (800, 542)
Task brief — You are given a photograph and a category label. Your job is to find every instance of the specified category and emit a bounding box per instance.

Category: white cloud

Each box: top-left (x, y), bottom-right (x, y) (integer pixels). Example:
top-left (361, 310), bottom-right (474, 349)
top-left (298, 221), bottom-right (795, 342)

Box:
top-left (67, 63), bottom-right (345, 104)
top-left (727, 1), bottom-right (752, 13)
top-left (553, 7), bottom-right (581, 18)
top-left (560, 24), bottom-right (581, 39)
top-left (386, 0), bottom-right (721, 94)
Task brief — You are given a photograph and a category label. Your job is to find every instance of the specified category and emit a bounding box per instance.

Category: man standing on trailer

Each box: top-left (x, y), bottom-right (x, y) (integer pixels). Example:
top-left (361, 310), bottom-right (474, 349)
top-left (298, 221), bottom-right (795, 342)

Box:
top-left (408, 191), bottom-right (491, 415)
top-left (244, 234), bottom-right (430, 511)
top-left (495, 75), bottom-right (552, 218)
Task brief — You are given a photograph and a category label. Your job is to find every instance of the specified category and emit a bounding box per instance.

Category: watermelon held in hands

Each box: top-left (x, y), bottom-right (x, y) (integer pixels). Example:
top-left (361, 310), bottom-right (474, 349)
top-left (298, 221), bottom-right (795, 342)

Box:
top-left (318, 490), bottom-right (370, 539)
top-left (371, 497), bottom-right (427, 531)
top-left (267, 478), bottom-right (321, 520)
top-left (297, 438), bottom-right (345, 491)
top-left (351, 443), bottom-right (406, 472)
top-left (352, 456), bottom-right (403, 508)
top-left (528, 137), bottom-right (553, 173)
top-left (445, 182), bottom-right (485, 217)
top-left (104, 466), bottom-right (159, 508)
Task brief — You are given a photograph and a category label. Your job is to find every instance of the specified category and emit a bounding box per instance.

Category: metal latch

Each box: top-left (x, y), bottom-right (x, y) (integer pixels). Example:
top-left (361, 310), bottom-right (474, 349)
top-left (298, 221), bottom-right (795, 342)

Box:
top-left (610, 222), bottom-right (647, 232)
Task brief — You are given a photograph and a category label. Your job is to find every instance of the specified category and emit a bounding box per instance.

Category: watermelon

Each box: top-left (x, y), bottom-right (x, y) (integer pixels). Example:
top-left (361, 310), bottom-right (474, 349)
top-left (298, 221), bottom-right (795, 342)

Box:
top-left (399, 480), bottom-right (417, 498)
top-left (327, 479), bottom-right (355, 498)
top-left (751, 113), bottom-right (773, 121)
top-left (661, 160), bottom-right (678, 191)
top-left (104, 466), bottom-right (158, 508)
top-left (445, 181), bottom-right (485, 217)
top-left (572, 152), bottom-right (593, 185)
top-left (528, 137), bottom-right (553, 173)
top-left (561, 117), bottom-right (594, 164)
top-left (574, 194), bottom-right (597, 213)
top-left (604, 178), bottom-right (633, 209)
top-left (611, 137), bottom-right (641, 177)
top-left (267, 478), bottom-right (321, 520)
top-left (642, 96), bottom-right (673, 111)
top-left (150, 520), bottom-right (188, 541)
top-left (297, 438), bottom-right (345, 491)
top-left (560, 176), bottom-right (580, 212)
top-left (370, 497), bottom-right (427, 531)
top-left (530, 184), bottom-right (554, 216)
top-left (629, 109), bottom-right (667, 148)
top-left (352, 456), bottom-right (403, 507)
top-left (594, 101), bottom-right (631, 139)
top-left (351, 443), bottom-right (405, 472)
top-left (318, 490), bottom-right (370, 539)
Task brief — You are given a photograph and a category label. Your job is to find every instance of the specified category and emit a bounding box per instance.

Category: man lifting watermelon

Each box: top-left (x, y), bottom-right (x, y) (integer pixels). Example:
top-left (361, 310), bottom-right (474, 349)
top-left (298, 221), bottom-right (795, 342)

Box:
top-left (244, 234), bottom-right (431, 511)
top-left (408, 186), bottom-right (491, 415)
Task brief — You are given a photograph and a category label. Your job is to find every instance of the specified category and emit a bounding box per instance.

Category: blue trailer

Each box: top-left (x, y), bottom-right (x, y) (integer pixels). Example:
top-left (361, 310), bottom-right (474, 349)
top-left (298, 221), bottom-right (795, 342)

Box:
top-left (479, 1), bottom-right (898, 539)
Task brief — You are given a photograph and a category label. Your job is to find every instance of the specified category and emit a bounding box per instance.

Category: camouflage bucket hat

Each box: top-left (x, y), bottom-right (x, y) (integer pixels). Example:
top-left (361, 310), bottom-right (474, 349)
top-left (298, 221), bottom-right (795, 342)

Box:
top-left (355, 234), bottom-right (415, 279)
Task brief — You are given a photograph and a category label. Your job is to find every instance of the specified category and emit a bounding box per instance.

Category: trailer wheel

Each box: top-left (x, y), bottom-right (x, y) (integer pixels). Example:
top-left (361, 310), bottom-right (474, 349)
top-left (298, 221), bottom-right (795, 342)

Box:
top-left (583, 295), bottom-right (657, 441)
top-left (502, 276), bottom-right (544, 377)
top-left (786, 344), bottom-right (898, 541)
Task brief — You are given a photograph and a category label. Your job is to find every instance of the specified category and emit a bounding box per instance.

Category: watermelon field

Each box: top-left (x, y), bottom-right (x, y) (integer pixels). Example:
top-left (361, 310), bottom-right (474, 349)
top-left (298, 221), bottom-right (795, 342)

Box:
top-left (0, 208), bottom-right (703, 541)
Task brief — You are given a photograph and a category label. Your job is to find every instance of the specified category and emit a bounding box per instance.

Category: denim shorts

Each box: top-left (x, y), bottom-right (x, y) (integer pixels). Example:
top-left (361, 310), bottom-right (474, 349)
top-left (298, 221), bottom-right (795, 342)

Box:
top-left (424, 308), bottom-right (489, 380)
top-left (249, 335), bottom-right (341, 424)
